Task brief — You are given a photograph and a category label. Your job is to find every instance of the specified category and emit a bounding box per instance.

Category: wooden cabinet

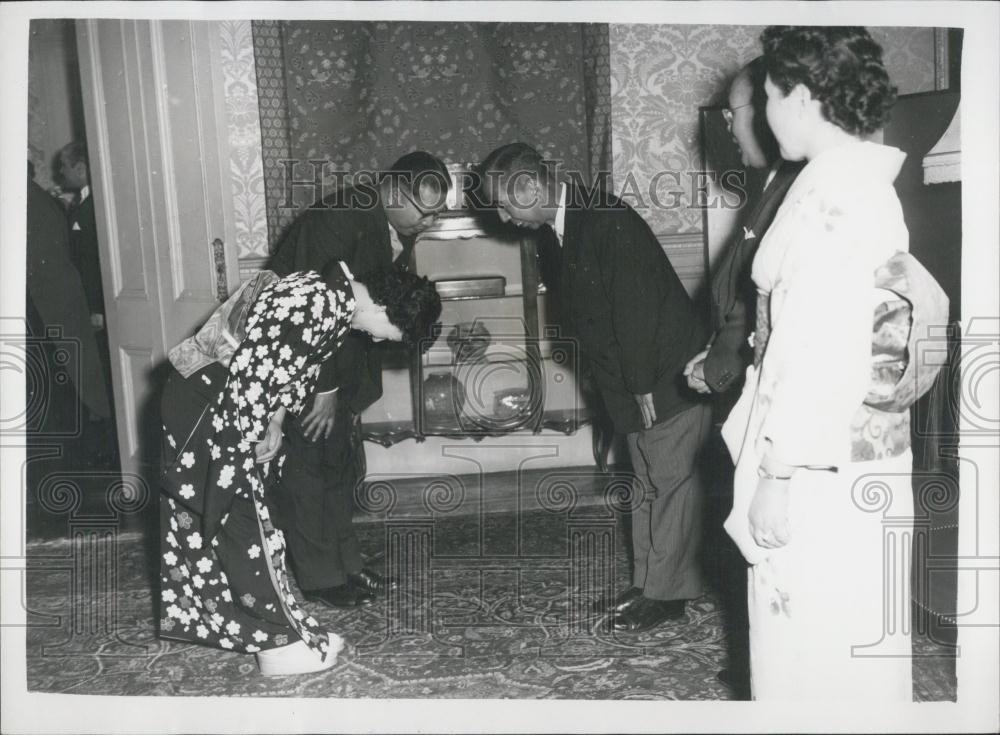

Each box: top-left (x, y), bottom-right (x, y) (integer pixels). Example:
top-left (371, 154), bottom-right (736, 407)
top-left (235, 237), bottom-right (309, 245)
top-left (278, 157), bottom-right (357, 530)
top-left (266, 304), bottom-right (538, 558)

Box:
top-left (361, 210), bottom-right (610, 466)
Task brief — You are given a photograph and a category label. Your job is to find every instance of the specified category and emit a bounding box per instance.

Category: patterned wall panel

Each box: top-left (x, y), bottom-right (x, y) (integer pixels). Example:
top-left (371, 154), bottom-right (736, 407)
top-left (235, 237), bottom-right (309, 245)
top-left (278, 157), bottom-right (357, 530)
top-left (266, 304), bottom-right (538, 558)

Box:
top-left (872, 26), bottom-right (938, 96)
top-left (218, 20), bottom-right (269, 264)
top-left (582, 23), bottom-right (613, 184)
top-left (251, 21), bottom-right (589, 236)
top-left (27, 31), bottom-right (49, 188)
top-left (609, 24), bottom-right (940, 237)
top-left (251, 20), bottom-right (297, 252)
top-left (610, 24), bottom-right (763, 237)
top-left (27, 20), bottom-right (86, 193)
top-left (280, 22), bottom-right (587, 170)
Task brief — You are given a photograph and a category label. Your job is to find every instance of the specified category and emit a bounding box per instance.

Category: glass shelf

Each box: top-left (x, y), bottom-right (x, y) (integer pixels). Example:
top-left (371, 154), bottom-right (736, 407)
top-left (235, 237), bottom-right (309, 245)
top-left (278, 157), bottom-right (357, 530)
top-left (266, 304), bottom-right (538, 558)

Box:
top-left (362, 408), bottom-right (596, 446)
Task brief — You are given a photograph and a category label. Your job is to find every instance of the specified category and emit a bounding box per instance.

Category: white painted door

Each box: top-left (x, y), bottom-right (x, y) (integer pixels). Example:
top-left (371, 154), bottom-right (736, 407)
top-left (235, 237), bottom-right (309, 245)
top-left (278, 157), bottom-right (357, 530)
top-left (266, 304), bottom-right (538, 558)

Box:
top-left (76, 19), bottom-right (241, 480)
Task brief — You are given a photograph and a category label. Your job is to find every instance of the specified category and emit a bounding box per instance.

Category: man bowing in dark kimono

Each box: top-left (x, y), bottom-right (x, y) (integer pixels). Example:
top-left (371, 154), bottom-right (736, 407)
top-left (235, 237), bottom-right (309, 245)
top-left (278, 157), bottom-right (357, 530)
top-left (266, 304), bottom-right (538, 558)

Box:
top-left (268, 151), bottom-right (450, 608)
top-left (479, 143), bottom-right (711, 632)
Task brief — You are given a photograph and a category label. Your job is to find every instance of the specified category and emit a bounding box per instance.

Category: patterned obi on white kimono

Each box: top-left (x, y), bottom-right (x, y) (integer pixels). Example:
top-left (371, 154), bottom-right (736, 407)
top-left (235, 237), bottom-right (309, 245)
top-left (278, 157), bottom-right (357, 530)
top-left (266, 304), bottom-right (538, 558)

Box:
top-left (723, 141), bottom-right (912, 564)
top-left (853, 250), bottom-right (951, 461)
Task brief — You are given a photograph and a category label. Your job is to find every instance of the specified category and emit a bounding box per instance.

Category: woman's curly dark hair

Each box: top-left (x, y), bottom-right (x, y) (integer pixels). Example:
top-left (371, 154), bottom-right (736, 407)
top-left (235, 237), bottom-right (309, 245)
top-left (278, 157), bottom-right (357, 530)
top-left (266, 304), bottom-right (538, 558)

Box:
top-left (762, 26), bottom-right (897, 136)
top-left (356, 265), bottom-right (442, 351)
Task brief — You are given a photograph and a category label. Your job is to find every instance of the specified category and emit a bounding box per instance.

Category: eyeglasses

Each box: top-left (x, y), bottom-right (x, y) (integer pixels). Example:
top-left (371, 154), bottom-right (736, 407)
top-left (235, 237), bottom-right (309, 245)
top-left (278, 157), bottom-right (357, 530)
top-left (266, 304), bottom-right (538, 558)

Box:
top-left (397, 184), bottom-right (447, 220)
top-left (722, 102), bottom-right (753, 131)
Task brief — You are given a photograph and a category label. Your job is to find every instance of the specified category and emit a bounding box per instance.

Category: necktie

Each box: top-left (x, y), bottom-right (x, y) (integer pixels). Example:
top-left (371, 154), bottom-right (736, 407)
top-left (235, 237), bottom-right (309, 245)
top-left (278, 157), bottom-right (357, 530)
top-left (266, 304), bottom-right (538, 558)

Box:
top-left (537, 229), bottom-right (562, 291)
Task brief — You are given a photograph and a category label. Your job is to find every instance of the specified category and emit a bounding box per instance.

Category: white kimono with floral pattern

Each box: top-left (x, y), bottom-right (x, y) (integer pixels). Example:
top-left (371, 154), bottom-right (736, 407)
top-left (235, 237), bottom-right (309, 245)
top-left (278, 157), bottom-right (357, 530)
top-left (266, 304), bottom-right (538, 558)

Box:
top-left (722, 141), bottom-right (914, 701)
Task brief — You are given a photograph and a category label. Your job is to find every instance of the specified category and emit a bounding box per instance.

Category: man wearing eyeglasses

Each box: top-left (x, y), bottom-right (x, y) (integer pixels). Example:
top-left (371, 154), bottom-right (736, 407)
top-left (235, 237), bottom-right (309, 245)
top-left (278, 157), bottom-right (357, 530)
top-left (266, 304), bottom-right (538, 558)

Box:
top-left (681, 58), bottom-right (803, 700)
top-left (268, 151), bottom-right (450, 608)
top-left (683, 58), bottom-right (803, 399)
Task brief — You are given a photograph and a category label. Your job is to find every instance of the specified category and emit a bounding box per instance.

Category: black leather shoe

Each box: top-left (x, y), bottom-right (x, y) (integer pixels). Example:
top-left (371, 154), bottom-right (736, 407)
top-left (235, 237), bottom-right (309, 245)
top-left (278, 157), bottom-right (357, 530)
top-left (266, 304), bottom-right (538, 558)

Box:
top-left (591, 586), bottom-right (643, 615)
top-left (610, 597), bottom-right (687, 632)
top-left (347, 567), bottom-right (397, 595)
top-left (303, 582), bottom-right (375, 608)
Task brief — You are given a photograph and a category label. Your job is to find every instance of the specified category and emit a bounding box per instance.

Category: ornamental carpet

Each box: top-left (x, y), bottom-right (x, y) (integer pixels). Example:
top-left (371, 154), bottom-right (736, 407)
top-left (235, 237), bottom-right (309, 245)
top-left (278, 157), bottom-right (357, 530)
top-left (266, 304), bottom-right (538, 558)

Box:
top-left (24, 504), bottom-right (956, 700)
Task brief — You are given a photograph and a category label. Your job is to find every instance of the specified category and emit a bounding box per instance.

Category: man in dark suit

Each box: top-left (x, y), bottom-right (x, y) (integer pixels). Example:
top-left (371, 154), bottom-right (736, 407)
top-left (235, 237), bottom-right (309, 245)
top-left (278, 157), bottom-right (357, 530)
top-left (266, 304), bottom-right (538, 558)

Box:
top-left (26, 169), bottom-right (111, 436)
top-left (56, 143), bottom-right (106, 333)
top-left (267, 151), bottom-right (450, 608)
top-left (479, 143), bottom-right (711, 632)
top-left (683, 58), bottom-right (804, 399)
top-left (54, 142), bottom-right (118, 467)
top-left (681, 58), bottom-right (803, 700)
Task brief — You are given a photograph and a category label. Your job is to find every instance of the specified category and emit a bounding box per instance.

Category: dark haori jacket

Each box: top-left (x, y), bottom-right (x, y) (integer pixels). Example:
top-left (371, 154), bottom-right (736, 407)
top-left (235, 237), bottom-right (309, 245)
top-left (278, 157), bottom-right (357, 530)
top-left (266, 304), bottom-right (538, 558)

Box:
top-left (268, 186), bottom-right (416, 413)
top-left (703, 160), bottom-right (804, 393)
top-left (554, 185), bottom-right (708, 435)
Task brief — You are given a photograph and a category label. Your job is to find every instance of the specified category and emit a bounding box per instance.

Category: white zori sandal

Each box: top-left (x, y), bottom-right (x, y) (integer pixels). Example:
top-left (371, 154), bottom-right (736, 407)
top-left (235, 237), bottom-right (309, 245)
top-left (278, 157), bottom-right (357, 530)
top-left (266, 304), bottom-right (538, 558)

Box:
top-left (256, 632), bottom-right (345, 676)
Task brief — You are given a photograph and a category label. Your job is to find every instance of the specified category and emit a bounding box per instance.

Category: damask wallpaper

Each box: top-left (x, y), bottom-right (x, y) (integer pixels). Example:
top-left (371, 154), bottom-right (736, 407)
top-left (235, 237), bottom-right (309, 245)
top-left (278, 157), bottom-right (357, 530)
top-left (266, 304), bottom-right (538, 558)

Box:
top-left (609, 24), bottom-right (941, 237)
top-left (218, 20), bottom-right (269, 264)
top-left (251, 21), bottom-right (615, 242)
top-left (248, 22), bottom-right (942, 250)
top-left (277, 22), bottom-right (590, 216)
top-left (251, 20), bottom-right (298, 252)
top-left (582, 24), bottom-right (613, 183)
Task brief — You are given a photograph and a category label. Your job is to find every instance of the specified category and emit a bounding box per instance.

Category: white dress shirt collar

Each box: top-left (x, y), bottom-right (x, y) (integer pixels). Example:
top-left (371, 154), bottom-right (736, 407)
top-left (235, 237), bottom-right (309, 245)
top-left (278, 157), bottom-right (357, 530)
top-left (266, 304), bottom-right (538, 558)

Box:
top-left (553, 183), bottom-right (568, 246)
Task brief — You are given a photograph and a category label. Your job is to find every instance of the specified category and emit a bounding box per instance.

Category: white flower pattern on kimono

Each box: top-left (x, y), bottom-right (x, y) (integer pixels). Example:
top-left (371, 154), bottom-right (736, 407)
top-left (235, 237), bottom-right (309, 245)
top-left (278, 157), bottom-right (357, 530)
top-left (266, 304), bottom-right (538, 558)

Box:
top-left (217, 465), bottom-right (235, 489)
top-left (159, 271), bottom-right (355, 656)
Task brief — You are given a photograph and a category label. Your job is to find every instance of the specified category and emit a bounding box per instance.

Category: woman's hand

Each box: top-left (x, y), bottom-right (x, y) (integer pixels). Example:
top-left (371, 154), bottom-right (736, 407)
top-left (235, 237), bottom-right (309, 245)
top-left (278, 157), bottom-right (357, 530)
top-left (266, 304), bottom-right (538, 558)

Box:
top-left (255, 407), bottom-right (286, 464)
top-left (748, 477), bottom-right (791, 549)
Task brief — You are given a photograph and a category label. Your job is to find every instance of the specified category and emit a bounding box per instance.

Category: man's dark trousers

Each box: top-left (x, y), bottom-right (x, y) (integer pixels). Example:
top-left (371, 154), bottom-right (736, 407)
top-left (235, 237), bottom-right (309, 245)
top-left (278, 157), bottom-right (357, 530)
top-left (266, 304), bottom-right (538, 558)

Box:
top-left (267, 187), bottom-right (404, 591)
top-left (277, 387), bottom-right (365, 590)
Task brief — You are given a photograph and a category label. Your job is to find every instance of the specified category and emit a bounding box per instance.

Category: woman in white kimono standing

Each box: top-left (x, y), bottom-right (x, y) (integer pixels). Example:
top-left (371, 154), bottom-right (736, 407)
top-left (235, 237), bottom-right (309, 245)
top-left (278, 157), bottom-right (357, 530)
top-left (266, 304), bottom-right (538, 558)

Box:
top-left (722, 26), bottom-right (915, 700)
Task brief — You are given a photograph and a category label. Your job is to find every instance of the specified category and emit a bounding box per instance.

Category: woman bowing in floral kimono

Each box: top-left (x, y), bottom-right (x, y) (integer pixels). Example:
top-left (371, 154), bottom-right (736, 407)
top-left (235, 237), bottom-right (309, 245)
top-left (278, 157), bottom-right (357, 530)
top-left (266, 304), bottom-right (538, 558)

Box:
top-left (722, 27), bottom-right (936, 701)
top-left (158, 263), bottom-right (440, 675)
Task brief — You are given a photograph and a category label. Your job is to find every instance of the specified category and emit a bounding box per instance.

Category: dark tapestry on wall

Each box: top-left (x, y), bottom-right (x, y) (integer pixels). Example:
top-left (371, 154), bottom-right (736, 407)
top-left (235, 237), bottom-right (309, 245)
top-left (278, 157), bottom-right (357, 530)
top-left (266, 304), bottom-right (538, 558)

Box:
top-left (252, 21), bottom-right (612, 249)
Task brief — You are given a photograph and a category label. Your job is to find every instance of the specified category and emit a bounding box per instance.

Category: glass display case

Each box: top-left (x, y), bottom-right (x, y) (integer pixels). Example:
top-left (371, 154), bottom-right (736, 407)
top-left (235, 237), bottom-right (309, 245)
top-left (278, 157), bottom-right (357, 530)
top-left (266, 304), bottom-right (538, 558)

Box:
top-left (361, 207), bottom-right (610, 465)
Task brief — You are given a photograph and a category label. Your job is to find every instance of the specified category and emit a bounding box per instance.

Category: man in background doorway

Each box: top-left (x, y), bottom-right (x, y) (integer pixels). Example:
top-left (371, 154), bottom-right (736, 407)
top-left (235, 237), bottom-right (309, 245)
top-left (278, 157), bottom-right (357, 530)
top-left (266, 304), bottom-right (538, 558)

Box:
top-left (54, 141), bottom-right (118, 467)
top-left (268, 151), bottom-right (450, 609)
top-left (26, 162), bottom-right (111, 439)
top-left (56, 142), bottom-right (107, 339)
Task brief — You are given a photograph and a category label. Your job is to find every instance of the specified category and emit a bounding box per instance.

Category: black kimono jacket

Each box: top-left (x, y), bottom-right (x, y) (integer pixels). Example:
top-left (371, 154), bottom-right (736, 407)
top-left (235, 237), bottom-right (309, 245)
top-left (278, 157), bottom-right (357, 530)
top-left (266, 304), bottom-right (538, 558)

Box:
top-left (268, 186), bottom-right (414, 413)
top-left (554, 185), bottom-right (707, 434)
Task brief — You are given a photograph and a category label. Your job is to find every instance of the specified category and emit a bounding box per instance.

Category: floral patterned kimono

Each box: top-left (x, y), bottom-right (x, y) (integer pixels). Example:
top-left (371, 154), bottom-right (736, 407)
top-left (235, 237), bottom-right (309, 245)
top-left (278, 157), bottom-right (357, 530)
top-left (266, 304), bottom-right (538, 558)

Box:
top-left (158, 270), bottom-right (355, 660)
top-left (722, 141), bottom-right (914, 701)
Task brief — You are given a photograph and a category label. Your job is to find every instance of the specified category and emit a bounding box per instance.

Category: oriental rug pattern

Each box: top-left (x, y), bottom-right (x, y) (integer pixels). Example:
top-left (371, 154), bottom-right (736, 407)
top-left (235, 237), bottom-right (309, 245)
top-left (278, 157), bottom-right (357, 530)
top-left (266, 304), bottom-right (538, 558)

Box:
top-left (25, 509), bottom-right (955, 700)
